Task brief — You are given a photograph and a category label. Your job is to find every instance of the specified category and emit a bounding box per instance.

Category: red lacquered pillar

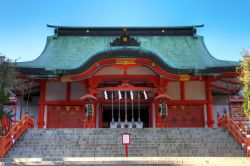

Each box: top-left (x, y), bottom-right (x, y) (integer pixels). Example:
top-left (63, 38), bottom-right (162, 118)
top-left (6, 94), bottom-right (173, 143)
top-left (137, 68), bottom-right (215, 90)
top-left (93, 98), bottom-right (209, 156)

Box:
top-left (205, 78), bottom-right (214, 128)
top-left (38, 81), bottom-right (46, 128)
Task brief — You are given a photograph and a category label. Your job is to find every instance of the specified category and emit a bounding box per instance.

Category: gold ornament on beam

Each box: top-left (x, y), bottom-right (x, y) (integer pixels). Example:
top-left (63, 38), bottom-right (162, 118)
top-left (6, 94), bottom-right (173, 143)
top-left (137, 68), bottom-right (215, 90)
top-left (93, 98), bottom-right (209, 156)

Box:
top-left (60, 111), bottom-right (66, 116)
top-left (179, 75), bottom-right (190, 81)
top-left (56, 106), bottom-right (61, 111)
top-left (66, 106), bottom-right (70, 112)
top-left (123, 37), bottom-right (128, 42)
top-left (115, 58), bottom-right (136, 65)
top-left (61, 76), bottom-right (71, 82)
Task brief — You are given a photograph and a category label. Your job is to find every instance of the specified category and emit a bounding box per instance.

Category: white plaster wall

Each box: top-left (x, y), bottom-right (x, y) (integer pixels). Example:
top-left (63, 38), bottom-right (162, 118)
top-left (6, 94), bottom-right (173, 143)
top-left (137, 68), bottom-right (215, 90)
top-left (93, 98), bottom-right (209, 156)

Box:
top-left (212, 95), bottom-right (230, 128)
top-left (16, 96), bottom-right (39, 128)
top-left (127, 66), bottom-right (156, 75)
top-left (95, 66), bottom-right (124, 75)
top-left (44, 105), bottom-right (47, 129)
top-left (46, 82), bottom-right (66, 101)
top-left (213, 105), bottom-right (230, 128)
top-left (212, 95), bottom-right (229, 105)
top-left (166, 81), bottom-right (180, 100)
top-left (71, 82), bottom-right (87, 100)
top-left (203, 104), bottom-right (207, 128)
top-left (185, 81), bottom-right (205, 100)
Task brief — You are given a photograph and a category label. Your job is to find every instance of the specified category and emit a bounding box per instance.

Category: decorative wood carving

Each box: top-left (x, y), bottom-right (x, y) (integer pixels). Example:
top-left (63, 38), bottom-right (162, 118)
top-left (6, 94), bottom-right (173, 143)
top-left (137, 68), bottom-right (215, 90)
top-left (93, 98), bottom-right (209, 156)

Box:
top-left (110, 28), bottom-right (140, 47)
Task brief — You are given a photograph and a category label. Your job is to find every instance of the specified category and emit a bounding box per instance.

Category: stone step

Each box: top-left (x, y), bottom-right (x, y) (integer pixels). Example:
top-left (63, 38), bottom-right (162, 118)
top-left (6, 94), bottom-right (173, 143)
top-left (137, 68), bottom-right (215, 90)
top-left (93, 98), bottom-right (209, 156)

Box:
top-left (13, 142), bottom-right (240, 148)
top-left (7, 150), bottom-right (245, 156)
top-left (3, 156), bottom-right (250, 165)
top-left (10, 144), bottom-right (243, 149)
top-left (24, 130), bottom-right (228, 135)
top-left (5, 128), bottom-right (247, 159)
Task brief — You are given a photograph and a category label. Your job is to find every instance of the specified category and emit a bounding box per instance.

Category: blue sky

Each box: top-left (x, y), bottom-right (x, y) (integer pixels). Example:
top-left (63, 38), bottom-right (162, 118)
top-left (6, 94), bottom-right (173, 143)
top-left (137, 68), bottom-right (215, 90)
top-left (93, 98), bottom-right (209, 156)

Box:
top-left (0, 0), bottom-right (249, 62)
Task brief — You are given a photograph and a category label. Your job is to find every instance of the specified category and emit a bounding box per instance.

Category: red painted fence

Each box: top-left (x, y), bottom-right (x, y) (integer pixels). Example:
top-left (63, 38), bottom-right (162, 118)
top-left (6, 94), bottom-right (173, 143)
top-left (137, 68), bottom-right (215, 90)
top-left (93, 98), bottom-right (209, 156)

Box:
top-left (46, 105), bottom-right (96, 128)
top-left (218, 113), bottom-right (250, 157)
top-left (1, 114), bottom-right (12, 136)
top-left (156, 105), bottom-right (205, 128)
top-left (0, 115), bottom-right (34, 158)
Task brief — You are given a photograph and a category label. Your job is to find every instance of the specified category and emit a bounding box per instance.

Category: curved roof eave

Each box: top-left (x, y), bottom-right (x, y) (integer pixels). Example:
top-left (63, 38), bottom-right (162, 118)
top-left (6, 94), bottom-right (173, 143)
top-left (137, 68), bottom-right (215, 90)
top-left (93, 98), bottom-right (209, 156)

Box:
top-left (17, 35), bottom-right (238, 77)
top-left (199, 36), bottom-right (239, 67)
top-left (17, 47), bottom-right (238, 77)
top-left (17, 36), bottom-right (54, 68)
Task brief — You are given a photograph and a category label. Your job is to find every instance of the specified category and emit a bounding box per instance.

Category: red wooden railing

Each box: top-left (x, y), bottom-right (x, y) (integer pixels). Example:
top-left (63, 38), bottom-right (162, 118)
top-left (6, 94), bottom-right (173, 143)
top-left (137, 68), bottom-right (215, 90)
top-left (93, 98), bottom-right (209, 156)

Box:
top-left (0, 115), bottom-right (34, 158)
top-left (218, 113), bottom-right (250, 157)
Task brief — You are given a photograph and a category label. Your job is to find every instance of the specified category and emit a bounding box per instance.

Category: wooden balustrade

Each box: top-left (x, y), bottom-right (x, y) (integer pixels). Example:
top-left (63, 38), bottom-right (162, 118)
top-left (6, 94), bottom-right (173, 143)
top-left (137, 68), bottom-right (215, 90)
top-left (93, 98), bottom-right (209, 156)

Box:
top-left (218, 113), bottom-right (250, 157)
top-left (0, 115), bottom-right (34, 158)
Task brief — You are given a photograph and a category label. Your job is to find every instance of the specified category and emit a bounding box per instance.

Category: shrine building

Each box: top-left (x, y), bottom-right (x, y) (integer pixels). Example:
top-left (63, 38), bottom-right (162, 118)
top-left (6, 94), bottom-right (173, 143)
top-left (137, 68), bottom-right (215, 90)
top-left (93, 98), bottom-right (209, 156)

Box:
top-left (16, 25), bottom-right (239, 129)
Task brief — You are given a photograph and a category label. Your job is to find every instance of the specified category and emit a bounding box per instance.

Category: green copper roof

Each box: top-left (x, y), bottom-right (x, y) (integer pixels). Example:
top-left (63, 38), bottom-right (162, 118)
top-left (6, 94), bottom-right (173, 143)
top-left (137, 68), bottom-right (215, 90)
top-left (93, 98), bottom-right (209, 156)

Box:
top-left (17, 35), bottom-right (238, 72)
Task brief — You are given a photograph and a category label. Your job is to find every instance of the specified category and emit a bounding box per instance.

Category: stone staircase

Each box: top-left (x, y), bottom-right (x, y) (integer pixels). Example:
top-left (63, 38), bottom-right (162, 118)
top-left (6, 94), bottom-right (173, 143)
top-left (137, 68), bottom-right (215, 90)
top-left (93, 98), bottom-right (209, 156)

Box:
top-left (2, 128), bottom-right (249, 165)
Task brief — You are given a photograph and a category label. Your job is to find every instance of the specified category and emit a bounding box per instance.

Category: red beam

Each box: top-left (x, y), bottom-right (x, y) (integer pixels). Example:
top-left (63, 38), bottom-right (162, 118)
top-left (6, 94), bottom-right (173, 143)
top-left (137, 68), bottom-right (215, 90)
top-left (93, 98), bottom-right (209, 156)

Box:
top-left (91, 75), bottom-right (159, 88)
top-left (92, 75), bottom-right (158, 79)
top-left (221, 72), bottom-right (239, 78)
top-left (211, 84), bottom-right (239, 94)
top-left (71, 59), bottom-right (116, 80)
top-left (45, 101), bottom-right (85, 106)
top-left (17, 58), bottom-right (208, 82)
top-left (45, 99), bottom-right (207, 105)
top-left (70, 58), bottom-right (204, 81)
top-left (135, 58), bottom-right (180, 79)
top-left (15, 85), bottom-right (40, 95)
top-left (211, 84), bottom-right (228, 92)
top-left (219, 79), bottom-right (239, 85)
top-left (99, 98), bottom-right (153, 103)
top-left (95, 86), bottom-right (152, 92)
top-left (16, 80), bottom-right (32, 86)
top-left (166, 100), bottom-right (207, 105)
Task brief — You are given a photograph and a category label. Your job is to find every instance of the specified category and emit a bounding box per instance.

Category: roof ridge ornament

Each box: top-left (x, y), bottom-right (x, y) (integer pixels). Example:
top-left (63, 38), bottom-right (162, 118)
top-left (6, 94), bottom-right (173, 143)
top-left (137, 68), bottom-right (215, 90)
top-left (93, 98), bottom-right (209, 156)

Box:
top-left (110, 28), bottom-right (141, 47)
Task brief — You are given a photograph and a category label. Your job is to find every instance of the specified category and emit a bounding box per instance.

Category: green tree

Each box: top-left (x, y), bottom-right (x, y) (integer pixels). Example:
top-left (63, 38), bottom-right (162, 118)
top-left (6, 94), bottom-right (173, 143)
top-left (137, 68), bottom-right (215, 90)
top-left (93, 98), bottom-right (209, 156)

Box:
top-left (237, 50), bottom-right (250, 117)
top-left (0, 54), bottom-right (17, 134)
